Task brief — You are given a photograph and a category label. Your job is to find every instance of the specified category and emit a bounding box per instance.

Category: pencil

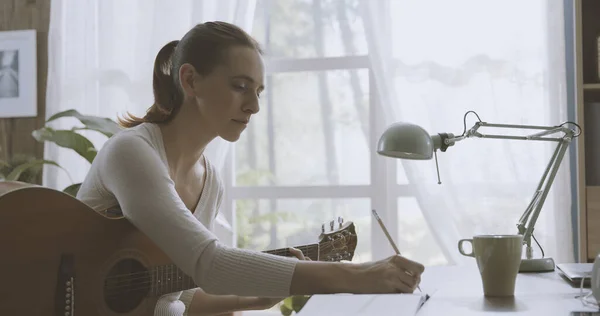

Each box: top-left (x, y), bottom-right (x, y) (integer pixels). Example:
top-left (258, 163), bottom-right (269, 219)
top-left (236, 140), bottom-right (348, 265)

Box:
top-left (371, 209), bottom-right (422, 292)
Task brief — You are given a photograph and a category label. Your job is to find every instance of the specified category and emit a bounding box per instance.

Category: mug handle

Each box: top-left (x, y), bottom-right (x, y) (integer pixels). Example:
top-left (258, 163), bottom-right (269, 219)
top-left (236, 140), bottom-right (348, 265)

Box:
top-left (458, 239), bottom-right (474, 257)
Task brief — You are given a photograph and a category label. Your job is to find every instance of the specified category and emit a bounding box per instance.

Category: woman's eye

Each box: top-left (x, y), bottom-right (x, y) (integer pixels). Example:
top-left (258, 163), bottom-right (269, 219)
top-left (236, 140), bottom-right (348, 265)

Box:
top-left (233, 83), bottom-right (247, 91)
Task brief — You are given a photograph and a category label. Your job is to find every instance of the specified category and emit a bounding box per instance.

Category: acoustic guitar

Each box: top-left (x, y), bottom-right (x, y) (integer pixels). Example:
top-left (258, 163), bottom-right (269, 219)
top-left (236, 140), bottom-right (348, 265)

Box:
top-left (0, 181), bottom-right (357, 315)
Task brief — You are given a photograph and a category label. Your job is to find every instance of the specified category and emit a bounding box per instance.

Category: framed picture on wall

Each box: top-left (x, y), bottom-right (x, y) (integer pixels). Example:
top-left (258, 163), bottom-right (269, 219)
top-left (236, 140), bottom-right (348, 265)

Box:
top-left (0, 29), bottom-right (36, 118)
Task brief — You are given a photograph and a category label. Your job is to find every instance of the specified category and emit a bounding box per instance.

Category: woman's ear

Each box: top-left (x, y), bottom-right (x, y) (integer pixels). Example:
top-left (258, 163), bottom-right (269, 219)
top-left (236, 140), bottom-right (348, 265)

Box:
top-left (179, 63), bottom-right (198, 97)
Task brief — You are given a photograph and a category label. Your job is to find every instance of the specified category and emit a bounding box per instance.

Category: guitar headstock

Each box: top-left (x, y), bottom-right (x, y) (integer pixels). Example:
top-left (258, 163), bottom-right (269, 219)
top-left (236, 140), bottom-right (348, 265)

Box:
top-left (317, 217), bottom-right (357, 262)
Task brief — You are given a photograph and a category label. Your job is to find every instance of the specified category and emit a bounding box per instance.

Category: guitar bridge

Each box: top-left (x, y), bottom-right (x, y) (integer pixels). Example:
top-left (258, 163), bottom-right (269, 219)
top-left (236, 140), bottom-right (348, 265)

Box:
top-left (55, 254), bottom-right (75, 316)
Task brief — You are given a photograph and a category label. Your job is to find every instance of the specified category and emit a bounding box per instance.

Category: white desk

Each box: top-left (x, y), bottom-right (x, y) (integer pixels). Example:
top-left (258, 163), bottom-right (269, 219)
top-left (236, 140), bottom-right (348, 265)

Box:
top-left (293, 264), bottom-right (599, 316)
top-left (417, 264), bottom-right (597, 315)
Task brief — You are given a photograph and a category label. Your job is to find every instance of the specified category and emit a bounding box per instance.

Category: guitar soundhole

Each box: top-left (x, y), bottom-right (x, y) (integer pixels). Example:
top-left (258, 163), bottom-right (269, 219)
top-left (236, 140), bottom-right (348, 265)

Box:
top-left (103, 259), bottom-right (150, 313)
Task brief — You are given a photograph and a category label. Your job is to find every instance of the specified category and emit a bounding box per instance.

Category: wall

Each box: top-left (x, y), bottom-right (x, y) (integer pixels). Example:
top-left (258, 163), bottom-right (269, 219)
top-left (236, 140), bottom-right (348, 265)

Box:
top-left (0, 0), bottom-right (50, 183)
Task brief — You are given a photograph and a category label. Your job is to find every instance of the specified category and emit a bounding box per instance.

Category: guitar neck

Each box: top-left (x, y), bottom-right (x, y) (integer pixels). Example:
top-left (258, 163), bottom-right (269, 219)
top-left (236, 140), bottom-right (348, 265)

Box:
top-left (154, 243), bottom-right (319, 296)
top-left (263, 243), bottom-right (319, 261)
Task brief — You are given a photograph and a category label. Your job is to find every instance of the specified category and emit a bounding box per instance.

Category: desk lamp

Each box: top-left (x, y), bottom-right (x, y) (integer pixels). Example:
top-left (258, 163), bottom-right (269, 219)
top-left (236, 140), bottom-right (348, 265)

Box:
top-left (377, 111), bottom-right (580, 273)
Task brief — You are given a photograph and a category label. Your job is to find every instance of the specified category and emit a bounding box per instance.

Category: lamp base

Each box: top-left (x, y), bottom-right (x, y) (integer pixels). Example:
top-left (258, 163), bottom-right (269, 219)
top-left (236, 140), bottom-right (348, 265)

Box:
top-left (519, 257), bottom-right (555, 273)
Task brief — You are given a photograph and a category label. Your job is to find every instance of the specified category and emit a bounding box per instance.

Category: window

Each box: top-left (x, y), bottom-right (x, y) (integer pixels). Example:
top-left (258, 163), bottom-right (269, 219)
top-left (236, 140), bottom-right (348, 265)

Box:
top-left (220, 0), bottom-right (445, 267)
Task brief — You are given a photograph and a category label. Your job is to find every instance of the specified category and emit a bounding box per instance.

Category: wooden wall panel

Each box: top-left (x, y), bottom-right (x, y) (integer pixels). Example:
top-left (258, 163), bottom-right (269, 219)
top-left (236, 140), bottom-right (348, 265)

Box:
top-left (587, 187), bottom-right (600, 260)
top-left (0, 0), bottom-right (50, 181)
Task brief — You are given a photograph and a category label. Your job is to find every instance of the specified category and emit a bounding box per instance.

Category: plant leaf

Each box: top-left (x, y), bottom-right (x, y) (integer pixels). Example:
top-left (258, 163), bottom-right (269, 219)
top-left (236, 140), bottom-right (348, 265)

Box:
top-left (32, 127), bottom-right (97, 164)
top-left (280, 300), bottom-right (293, 316)
top-left (282, 297), bottom-right (294, 310)
top-left (63, 183), bottom-right (82, 197)
top-left (47, 109), bottom-right (122, 138)
top-left (6, 159), bottom-right (64, 181)
top-left (291, 295), bottom-right (311, 312)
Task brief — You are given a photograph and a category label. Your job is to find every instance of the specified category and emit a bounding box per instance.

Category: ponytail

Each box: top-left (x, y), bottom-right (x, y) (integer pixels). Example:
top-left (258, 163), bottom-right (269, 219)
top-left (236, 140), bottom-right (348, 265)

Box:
top-left (118, 40), bottom-right (182, 128)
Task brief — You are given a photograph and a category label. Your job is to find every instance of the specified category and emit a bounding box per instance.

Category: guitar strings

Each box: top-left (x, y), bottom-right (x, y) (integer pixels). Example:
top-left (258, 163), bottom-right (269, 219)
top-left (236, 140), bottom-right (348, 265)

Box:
top-left (104, 275), bottom-right (189, 297)
top-left (103, 246), bottom-right (327, 288)
top-left (104, 253), bottom-right (331, 297)
top-left (105, 245), bottom-right (332, 285)
top-left (105, 240), bottom-right (351, 288)
top-left (102, 243), bottom-right (345, 295)
top-left (104, 243), bottom-right (331, 281)
top-left (104, 253), bottom-right (353, 297)
top-left (103, 246), bottom-right (321, 282)
top-left (104, 276), bottom-right (184, 296)
top-left (105, 255), bottom-right (326, 296)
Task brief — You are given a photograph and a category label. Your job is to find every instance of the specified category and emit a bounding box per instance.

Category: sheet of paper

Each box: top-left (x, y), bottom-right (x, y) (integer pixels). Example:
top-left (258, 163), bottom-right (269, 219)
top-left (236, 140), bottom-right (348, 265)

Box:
top-left (297, 294), bottom-right (376, 316)
top-left (297, 293), bottom-right (431, 316)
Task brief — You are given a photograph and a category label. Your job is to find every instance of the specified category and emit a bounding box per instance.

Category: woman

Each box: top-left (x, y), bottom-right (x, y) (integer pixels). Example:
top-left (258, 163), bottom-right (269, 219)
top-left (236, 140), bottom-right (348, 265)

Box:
top-left (77, 21), bottom-right (425, 316)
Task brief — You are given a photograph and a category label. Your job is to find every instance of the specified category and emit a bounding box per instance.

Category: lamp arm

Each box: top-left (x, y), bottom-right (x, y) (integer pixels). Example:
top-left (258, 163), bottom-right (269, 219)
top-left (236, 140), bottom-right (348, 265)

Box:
top-left (518, 139), bottom-right (571, 258)
top-left (516, 190), bottom-right (543, 235)
top-left (436, 121), bottom-right (574, 150)
top-left (433, 121), bottom-right (576, 259)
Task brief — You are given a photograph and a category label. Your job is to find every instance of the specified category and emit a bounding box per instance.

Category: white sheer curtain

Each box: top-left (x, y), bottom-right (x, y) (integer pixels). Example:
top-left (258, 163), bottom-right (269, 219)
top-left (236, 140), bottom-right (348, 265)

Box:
top-left (44, 0), bottom-right (257, 244)
top-left (361, 0), bottom-right (573, 265)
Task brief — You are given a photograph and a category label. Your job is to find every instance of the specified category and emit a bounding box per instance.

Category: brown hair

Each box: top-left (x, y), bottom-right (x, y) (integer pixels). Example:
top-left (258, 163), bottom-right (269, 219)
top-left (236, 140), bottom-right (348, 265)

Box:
top-left (118, 21), bottom-right (262, 128)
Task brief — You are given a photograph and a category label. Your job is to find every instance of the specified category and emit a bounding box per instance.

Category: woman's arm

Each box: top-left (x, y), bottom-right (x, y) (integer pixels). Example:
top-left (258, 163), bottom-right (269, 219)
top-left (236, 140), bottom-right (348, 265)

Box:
top-left (98, 134), bottom-right (297, 297)
top-left (187, 289), bottom-right (280, 316)
top-left (188, 257), bottom-right (424, 316)
top-left (98, 134), bottom-right (424, 299)
top-left (186, 248), bottom-right (310, 316)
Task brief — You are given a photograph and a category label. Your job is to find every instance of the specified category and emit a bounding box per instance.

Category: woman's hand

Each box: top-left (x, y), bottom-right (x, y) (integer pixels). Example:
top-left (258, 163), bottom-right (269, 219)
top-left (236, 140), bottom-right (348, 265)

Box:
top-left (289, 247), bottom-right (309, 261)
top-left (290, 252), bottom-right (425, 296)
top-left (354, 255), bottom-right (425, 294)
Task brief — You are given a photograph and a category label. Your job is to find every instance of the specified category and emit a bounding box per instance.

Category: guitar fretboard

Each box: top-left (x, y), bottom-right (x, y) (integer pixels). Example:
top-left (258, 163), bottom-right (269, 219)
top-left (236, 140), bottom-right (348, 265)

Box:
top-left (264, 243), bottom-right (319, 261)
top-left (149, 243), bottom-right (319, 297)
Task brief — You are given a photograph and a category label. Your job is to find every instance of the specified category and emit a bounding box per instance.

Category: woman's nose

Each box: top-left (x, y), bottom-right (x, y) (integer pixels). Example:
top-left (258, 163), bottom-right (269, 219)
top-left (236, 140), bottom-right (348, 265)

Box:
top-left (244, 96), bottom-right (260, 114)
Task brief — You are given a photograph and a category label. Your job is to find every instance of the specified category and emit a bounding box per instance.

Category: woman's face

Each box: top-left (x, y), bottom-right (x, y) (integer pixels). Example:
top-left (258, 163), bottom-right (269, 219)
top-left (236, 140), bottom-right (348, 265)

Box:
top-left (187, 46), bottom-right (264, 142)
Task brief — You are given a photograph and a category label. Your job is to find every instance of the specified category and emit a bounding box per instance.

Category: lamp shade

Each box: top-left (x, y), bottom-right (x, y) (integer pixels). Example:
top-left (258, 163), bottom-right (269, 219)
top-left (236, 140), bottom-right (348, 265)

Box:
top-left (377, 122), bottom-right (434, 160)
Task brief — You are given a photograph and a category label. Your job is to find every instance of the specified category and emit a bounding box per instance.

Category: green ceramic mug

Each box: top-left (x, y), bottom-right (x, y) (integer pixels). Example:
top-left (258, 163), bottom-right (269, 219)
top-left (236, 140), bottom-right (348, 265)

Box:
top-left (458, 234), bottom-right (523, 297)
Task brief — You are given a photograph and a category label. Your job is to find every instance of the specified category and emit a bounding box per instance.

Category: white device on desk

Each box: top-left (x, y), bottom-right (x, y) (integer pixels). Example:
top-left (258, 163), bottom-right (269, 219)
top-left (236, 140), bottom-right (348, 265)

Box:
top-left (593, 254), bottom-right (600, 305)
top-left (557, 263), bottom-right (593, 285)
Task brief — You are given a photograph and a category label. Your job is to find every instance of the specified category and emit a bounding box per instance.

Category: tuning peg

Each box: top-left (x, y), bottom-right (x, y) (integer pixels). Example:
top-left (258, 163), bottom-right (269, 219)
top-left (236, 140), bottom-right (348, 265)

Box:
top-left (330, 220), bottom-right (334, 231)
top-left (338, 216), bottom-right (343, 228)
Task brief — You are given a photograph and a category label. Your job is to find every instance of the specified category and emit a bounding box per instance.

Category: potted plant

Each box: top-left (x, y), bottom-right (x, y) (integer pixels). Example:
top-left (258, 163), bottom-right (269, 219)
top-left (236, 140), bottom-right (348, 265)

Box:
top-left (0, 109), bottom-right (121, 196)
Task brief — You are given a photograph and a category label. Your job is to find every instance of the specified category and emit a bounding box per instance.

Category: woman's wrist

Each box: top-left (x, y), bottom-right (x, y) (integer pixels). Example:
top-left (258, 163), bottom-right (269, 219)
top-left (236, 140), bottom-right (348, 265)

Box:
top-left (188, 290), bottom-right (265, 315)
top-left (290, 261), bottom-right (362, 295)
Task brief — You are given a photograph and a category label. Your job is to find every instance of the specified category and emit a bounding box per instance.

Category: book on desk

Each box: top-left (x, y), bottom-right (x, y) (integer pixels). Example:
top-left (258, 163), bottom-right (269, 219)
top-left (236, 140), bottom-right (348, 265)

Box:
top-left (297, 292), bottom-right (431, 316)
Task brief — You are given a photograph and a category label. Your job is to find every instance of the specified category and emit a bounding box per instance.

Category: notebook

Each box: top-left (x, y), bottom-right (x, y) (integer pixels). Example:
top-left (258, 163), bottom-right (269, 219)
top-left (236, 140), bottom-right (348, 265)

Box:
top-left (296, 292), bottom-right (432, 316)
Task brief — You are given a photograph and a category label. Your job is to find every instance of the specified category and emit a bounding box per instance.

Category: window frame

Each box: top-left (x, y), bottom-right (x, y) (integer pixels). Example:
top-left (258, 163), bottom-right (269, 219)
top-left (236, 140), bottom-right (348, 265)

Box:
top-left (221, 55), bottom-right (414, 260)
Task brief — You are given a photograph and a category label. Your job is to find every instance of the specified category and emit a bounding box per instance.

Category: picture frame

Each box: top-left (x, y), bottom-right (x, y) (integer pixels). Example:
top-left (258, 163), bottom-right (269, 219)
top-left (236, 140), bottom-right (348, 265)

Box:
top-left (0, 29), bottom-right (37, 118)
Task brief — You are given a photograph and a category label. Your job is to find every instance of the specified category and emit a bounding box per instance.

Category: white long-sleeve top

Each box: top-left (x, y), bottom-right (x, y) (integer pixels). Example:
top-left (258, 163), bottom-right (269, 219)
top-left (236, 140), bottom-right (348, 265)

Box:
top-left (77, 122), bottom-right (298, 315)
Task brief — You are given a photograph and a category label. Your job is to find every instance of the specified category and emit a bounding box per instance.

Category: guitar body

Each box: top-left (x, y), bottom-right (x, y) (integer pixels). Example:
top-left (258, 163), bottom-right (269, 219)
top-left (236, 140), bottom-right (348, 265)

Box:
top-left (0, 183), bottom-right (170, 315)
top-left (0, 181), bottom-right (357, 316)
